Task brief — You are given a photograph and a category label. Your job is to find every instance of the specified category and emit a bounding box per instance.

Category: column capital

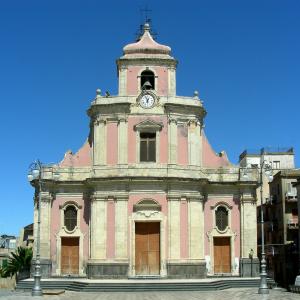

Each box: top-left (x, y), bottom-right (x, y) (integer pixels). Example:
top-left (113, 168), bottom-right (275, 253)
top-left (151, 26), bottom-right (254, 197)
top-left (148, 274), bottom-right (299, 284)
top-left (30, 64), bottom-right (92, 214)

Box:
top-left (94, 115), bottom-right (107, 126)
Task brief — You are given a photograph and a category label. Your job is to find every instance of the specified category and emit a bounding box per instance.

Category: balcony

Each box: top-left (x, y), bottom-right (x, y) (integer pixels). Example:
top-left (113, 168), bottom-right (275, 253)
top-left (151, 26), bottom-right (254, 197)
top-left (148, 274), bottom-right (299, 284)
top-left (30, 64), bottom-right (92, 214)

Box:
top-left (287, 218), bottom-right (299, 229)
top-left (285, 191), bottom-right (297, 203)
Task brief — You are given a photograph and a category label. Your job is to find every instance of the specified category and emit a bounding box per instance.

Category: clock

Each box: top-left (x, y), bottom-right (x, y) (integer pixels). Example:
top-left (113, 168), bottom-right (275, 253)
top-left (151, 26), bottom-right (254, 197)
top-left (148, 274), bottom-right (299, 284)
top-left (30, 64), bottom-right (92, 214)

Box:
top-left (139, 93), bottom-right (155, 109)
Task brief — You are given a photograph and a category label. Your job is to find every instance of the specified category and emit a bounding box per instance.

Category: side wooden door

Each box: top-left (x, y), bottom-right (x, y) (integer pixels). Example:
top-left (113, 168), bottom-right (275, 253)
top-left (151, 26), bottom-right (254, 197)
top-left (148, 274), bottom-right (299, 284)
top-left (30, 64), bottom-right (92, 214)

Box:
top-left (214, 237), bottom-right (231, 273)
top-left (61, 237), bottom-right (79, 275)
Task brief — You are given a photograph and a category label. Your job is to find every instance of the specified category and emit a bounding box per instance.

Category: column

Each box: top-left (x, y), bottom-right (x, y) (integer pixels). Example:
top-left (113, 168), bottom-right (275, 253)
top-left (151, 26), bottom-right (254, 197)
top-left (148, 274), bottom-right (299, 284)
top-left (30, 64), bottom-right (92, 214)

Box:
top-left (189, 197), bottom-right (204, 259)
top-left (188, 119), bottom-right (202, 166)
top-left (90, 196), bottom-right (107, 259)
top-left (93, 116), bottom-right (106, 165)
top-left (118, 118), bottom-right (128, 164)
top-left (168, 118), bottom-right (177, 164)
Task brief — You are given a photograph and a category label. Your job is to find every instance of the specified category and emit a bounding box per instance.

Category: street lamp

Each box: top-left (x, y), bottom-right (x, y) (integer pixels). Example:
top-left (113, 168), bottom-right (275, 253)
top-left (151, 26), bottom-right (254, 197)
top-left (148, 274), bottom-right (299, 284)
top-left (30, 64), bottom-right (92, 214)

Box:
top-left (258, 161), bottom-right (273, 295)
top-left (28, 160), bottom-right (59, 296)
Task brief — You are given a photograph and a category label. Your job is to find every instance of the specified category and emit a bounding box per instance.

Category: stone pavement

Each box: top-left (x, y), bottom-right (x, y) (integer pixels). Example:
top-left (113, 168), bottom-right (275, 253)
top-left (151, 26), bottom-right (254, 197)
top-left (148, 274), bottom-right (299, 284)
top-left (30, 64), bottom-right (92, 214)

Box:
top-left (0, 288), bottom-right (299, 300)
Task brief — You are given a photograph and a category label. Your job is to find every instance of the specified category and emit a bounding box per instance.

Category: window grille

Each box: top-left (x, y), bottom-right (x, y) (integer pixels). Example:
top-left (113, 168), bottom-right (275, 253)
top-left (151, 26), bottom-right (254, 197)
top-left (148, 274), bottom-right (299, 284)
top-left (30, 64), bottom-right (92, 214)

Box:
top-left (215, 206), bottom-right (228, 231)
top-left (64, 206), bottom-right (77, 231)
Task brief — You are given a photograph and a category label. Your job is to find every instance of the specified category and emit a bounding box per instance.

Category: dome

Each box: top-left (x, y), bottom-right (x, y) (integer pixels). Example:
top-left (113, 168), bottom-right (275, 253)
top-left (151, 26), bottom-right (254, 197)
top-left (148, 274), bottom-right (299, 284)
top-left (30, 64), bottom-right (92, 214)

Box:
top-left (122, 23), bottom-right (172, 58)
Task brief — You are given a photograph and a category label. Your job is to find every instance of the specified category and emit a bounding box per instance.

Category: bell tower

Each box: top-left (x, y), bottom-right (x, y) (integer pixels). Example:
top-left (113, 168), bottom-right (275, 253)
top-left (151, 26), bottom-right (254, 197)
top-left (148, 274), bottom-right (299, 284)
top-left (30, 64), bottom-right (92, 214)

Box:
top-left (117, 23), bottom-right (178, 97)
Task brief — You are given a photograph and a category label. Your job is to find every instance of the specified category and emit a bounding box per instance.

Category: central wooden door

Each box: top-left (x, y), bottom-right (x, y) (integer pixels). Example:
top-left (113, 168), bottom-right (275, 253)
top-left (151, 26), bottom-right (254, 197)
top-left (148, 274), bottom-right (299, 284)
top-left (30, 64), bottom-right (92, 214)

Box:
top-left (61, 237), bottom-right (79, 275)
top-left (135, 222), bottom-right (160, 275)
top-left (214, 237), bottom-right (231, 273)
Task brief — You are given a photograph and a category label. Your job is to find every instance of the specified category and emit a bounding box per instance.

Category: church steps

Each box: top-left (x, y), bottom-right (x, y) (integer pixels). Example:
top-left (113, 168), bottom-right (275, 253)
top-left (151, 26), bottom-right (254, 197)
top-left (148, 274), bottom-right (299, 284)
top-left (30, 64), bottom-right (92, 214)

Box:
top-left (16, 278), bottom-right (274, 292)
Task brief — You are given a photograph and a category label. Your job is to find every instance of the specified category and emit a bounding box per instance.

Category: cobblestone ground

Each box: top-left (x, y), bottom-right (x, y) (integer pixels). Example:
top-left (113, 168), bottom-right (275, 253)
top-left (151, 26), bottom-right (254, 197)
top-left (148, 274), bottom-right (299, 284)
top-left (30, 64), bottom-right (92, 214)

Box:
top-left (0, 288), bottom-right (299, 300)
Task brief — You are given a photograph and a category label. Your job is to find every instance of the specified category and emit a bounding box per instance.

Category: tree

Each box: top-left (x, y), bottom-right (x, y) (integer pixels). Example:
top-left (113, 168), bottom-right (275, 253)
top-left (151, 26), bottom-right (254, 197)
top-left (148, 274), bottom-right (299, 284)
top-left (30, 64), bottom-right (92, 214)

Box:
top-left (0, 247), bottom-right (32, 278)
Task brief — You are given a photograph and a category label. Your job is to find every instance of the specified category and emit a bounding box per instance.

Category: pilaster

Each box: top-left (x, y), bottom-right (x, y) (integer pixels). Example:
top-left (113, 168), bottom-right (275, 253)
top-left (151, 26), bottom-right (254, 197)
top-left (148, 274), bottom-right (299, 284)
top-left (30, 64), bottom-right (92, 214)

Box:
top-left (93, 116), bottom-right (107, 165)
top-left (90, 195), bottom-right (107, 259)
top-left (168, 196), bottom-right (180, 259)
top-left (118, 66), bottom-right (127, 96)
top-left (188, 119), bottom-right (202, 166)
top-left (115, 197), bottom-right (128, 259)
top-left (240, 193), bottom-right (257, 259)
top-left (168, 67), bottom-right (176, 96)
top-left (118, 118), bottom-right (128, 164)
top-left (189, 196), bottom-right (204, 259)
top-left (168, 117), bottom-right (177, 164)
top-left (39, 192), bottom-right (52, 259)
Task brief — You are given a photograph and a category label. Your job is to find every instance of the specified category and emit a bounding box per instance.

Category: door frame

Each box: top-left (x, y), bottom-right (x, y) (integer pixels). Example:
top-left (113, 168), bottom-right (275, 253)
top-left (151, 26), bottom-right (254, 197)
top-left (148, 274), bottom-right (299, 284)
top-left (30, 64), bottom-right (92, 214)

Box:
top-left (213, 236), bottom-right (231, 274)
top-left (207, 229), bottom-right (237, 275)
top-left (61, 237), bottom-right (80, 275)
top-left (135, 222), bottom-right (160, 275)
top-left (129, 209), bottom-right (167, 277)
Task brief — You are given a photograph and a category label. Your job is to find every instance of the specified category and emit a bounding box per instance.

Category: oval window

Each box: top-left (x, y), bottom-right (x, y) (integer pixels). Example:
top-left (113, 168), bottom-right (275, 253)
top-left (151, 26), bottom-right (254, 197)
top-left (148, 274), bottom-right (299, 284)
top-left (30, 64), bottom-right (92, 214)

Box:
top-left (64, 206), bottom-right (77, 231)
top-left (215, 206), bottom-right (228, 231)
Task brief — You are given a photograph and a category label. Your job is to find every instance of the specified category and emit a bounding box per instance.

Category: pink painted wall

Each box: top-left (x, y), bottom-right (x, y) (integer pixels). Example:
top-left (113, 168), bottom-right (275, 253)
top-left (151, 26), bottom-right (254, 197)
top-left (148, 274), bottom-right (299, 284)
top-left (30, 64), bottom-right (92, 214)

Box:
top-left (202, 132), bottom-right (232, 168)
top-left (180, 199), bottom-right (188, 259)
top-left (126, 66), bottom-right (169, 96)
top-left (177, 124), bottom-right (188, 165)
top-left (127, 116), bottom-right (168, 164)
top-left (106, 199), bottom-right (115, 259)
top-left (59, 140), bottom-right (92, 167)
top-left (204, 197), bottom-right (240, 258)
top-left (50, 196), bottom-right (90, 272)
top-left (128, 194), bottom-right (168, 258)
top-left (107, 122), bottom-right (118, 165)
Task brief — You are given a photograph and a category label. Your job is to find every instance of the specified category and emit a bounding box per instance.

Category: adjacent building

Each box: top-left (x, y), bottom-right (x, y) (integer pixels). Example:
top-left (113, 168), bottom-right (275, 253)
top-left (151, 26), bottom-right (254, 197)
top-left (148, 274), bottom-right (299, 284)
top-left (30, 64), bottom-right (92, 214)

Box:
top-left (29, 23), bottom-right (260, 279)
top-left (262, 170), bottom-right (299, 287)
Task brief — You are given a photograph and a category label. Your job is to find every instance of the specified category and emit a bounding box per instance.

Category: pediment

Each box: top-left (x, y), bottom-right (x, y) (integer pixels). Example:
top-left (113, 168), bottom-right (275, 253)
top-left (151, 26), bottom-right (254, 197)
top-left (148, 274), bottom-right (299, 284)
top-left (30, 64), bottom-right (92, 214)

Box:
top-left (134, 119), bottom-right (163, 132)
top-left (133, 199), bottom-right (161, 212)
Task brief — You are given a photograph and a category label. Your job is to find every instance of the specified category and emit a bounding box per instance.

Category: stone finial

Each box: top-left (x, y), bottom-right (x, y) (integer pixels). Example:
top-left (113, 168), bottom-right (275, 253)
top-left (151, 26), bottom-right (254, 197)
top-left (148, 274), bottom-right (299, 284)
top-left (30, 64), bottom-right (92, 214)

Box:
top-left (144, 23), bottom-right (150, 32)
top-left (96, 89), bottom-right (101, 99)
top-left (193, 90), bottom-right (199, 98)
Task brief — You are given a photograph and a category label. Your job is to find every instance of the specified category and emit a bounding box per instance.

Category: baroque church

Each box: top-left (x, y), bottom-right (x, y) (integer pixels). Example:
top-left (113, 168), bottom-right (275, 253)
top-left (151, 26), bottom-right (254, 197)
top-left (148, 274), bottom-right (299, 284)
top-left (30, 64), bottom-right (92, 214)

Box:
top-left (30, 23), bottom-right (259, 279)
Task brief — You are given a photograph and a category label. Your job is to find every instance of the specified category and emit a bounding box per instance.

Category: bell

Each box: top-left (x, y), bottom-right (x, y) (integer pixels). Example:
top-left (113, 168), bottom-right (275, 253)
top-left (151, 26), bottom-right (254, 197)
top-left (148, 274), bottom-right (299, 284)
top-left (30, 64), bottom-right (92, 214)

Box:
top-left (142, 80), bottom-right (152, 90)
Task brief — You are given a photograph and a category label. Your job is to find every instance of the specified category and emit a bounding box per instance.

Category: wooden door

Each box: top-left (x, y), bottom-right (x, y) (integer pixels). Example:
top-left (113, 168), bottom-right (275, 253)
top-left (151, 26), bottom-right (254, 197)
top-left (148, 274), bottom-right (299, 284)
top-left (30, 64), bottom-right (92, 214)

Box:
top-left (214, 237), bottom-right (231, 273)
top-left (61, 237), bottom-right (79, 275)
top-left (135, 222), bottom-right (160, 275)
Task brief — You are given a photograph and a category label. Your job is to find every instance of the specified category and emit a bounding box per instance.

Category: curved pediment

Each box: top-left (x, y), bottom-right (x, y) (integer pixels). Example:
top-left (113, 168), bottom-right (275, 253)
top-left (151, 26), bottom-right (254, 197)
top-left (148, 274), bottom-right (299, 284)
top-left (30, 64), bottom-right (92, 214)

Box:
top-left (133, 199), bottom-right (161, 212)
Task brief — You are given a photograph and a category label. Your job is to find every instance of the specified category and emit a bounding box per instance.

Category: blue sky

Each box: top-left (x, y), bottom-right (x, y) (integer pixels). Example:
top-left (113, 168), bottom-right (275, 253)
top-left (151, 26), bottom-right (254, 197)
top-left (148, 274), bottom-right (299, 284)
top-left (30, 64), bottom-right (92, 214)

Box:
top-left (0, 1), bottom-right (299, 235)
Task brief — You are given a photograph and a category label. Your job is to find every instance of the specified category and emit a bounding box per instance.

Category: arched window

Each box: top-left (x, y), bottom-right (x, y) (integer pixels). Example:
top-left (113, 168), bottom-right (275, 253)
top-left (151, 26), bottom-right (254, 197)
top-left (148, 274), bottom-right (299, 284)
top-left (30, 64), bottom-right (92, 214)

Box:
top-left (141, 70), bottom-right (155, 90)
top-left (215, 206), bottom-right (228, 231)
top-left (64, 206), bottom-right (77, 231)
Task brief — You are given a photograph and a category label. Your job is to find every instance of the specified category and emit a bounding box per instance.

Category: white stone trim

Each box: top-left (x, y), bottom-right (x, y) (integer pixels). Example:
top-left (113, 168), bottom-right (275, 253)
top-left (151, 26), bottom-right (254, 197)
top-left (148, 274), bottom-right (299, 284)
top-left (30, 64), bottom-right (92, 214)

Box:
top-left (206, 202), bottom-right (238, 275)
top-left (54, 201), bottom-right (85, 276)
top-left (129, 200), bottom-right (167, 277)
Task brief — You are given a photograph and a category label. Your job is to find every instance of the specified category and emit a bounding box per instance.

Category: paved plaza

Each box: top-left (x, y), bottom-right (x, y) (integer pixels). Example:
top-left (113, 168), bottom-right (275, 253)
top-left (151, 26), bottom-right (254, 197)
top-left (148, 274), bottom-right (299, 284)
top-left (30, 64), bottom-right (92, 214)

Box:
top-left (0, 288), bottom-right (299, 300)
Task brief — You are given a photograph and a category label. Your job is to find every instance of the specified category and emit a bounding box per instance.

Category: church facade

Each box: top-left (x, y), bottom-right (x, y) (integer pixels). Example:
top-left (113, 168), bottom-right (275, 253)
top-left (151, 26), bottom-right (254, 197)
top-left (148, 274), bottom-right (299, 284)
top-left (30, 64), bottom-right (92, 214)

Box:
top-left (30, 24), bottom-right (259, 279)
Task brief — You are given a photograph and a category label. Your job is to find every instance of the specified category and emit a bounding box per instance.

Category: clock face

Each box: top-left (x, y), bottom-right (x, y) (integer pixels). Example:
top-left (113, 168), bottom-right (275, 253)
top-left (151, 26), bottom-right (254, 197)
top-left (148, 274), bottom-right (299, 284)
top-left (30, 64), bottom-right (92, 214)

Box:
top-left (140, 93), bottom-right (155, 108)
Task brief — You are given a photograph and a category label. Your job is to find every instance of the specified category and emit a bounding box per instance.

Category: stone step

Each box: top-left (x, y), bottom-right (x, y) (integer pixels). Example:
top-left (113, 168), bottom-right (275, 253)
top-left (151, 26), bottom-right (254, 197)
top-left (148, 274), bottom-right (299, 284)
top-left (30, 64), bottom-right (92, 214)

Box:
top-left (16, 278), bottom-right (275, 292)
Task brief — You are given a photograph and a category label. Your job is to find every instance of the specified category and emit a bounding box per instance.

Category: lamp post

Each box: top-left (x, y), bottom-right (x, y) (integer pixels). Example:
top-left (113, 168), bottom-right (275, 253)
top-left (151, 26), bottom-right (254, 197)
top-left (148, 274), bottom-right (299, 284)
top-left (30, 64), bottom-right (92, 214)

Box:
top-left (28, 161), bottom-right (59, 297)
top-left (258, 161), bottom-right (273, 295)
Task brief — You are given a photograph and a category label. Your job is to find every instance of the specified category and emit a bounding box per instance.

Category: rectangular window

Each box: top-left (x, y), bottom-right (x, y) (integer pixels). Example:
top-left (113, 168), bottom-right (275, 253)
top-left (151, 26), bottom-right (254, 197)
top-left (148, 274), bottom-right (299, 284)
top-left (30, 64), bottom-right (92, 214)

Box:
top-left (140, 132), bottom-right (156, 162)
